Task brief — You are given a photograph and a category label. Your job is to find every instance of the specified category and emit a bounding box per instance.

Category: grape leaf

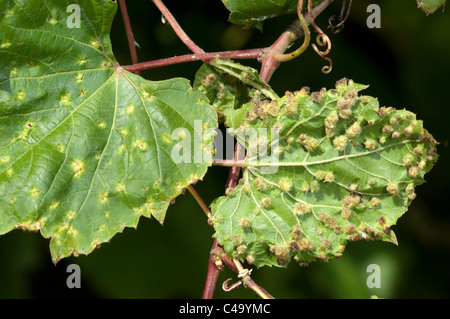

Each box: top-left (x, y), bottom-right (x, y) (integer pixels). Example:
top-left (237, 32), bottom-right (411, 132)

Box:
top-left (221, 0), bottom-right (322, 30)
top-left (416, 0), bottom-right (446, 14)
top-left (0, 0), bottom-right (217, 262)
top-left (211, 79), bottom-right (438, 268)
top-left (193, 59), bottom-right (278, 128)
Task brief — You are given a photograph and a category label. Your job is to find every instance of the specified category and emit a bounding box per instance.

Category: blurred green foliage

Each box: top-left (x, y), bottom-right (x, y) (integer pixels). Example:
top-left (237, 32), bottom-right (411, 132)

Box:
top-left (1, 0), bottom-right (449, 299)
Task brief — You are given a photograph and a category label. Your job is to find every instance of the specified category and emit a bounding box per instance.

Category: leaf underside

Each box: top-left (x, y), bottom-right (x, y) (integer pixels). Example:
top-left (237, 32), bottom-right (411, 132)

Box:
top-left (0, 0), bottom-right (217, 262)
top-left (211, 79), bottom-right (438, 268)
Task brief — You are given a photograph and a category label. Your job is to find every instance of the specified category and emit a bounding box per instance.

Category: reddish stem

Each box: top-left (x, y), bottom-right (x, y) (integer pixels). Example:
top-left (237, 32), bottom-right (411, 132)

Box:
top-left (202, 240), bottom-right (221, 299)
top-left (260, 0), bottom-right (334, 81)
top-left (122, 49), bottom-right (264, 73)
top-left (260, 31), bottom-right (295, 83)
top-left (119, 0), bottom-right (140, 75)
top-left (202, 142), bottom-right (244, 299)
top-left (152, 0), bottom-right (204, 55)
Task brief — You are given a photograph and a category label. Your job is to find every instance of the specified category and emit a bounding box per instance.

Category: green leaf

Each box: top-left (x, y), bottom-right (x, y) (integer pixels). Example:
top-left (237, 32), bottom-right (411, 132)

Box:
top-left (0, 0), bottom-right (217, 262)
top-left (416, 0), bottom-right (446, 14)
top-left (221, 0), bottom-right (322, 30)
top-left (211, 79), bottom-right (438, 268)
top-left (193, 59), bottom-right (278, 128)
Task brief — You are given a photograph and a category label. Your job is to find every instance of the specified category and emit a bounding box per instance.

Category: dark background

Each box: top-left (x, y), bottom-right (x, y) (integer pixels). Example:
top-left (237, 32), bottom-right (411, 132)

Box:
top-left (0, 0), bottom-right (449, 299)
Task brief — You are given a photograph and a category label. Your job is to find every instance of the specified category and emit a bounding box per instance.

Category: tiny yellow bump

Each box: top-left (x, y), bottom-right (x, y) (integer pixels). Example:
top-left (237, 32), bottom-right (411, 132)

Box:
top-left (91, 39), bottom-right (101, 48)
top-left (5, 9), bottom-right (14, 18)
top-left (402, 155), bottom-right (413, 166)
top-left (408, 166), bottom-right (419, 178)
top-left (133, 139), bottom-right (148, 151)
top-left (413, 146), bottom-right (422, 155)
top-left (1, 156), bottom-right (10, 163)
top-left (364, 139), bottom-right (376, 150)
top-left (68, 226), bottom-right (77, 236)
top-left (75, 73), bottom-right (84, 83)
top-left (346, 122), bottom-right (362, 138)
top-left (386, 182), bottom-right (399, 196)
top-left (30, 187), bottom-right (40, 198)
top-left (6, 168), bottom-right (14, 177)
top-left (17, 90), bottom-right (26, 101)
top-left (71, 160), bottom-right (85, 178)
top-left (116, 183), bottom-right (125, 192)
top-left (417, 160), bottom-right (426, 170)
top-left (225, 187), bottom-right (236, 197)
top-left (77, 56), bottom-right (87, 65)
top-left (315, 170), bottom-right (326, 180)
top-left (48, 16), bottom-right (58, 25)
top-left (126, 104), bottom-right (135, 115)
top-left (60, 93), bottom-right (71, 105)
top-left (370, 197), bottom-right (381, 207)
top-left (300, 182), bottom-right (309, 192)
top-left (238, 217), bottom-right (252, 229)
top-left (293, 202), bottom-right (311, 215)
top-left (142, 91), bottom-right (151, 100)
top-left (97, 121), bottom-right (106, 129)
top-left (100, 61), bottom-right (111, 68)
top-left (324, 172), bottom-right (335, 183)
top-left (49, 201), bottom-right (60, 210)
top-left (310, 180), bottom-right (319, 192)
top-left (333, 135), bottom-right (348, 152)
top-left (1, 41), bottom-right (11, 49)
top-left (254, 177), bottom-right (267, 192)
top-left (278, 177), bottom-right (293, 192)
top-left (98, 192), bottom-right (108, 203)
top-left (232, 235), bottom-right (244, 246)
top-left (261, 197), bottom-right (272, 208)
top-left (246, 255), bottom-right (255, 265)
top-left (162, 132), bottom-right (172, 144)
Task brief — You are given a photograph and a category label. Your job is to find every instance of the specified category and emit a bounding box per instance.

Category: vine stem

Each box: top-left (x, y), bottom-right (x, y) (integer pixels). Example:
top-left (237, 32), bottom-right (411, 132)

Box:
top-left (118, 0), bottom-right (140, 75)
top-left (260, 0), bottom-right (334, 81)
top-left (190, 178), bottom-right (272, 299)
top-left (187, 185), bottom-right (213, 222)
top-left (122, 49), bottom-right (264, 73)
top-left (151, 0), bottom-right (205, 55)
top-left (273, 0), bottom-right (311, 62)
top-left (202, 142), bottom-right (245, 299)
top-left (232, 258), bottom-right (274, 299)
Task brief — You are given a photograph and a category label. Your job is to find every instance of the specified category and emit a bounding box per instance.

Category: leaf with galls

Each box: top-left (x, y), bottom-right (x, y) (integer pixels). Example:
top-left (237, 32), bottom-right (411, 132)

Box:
top-left (211, 79), bottom-right (438, 268)
top-left (0, 0), bottom-right (217, 263)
